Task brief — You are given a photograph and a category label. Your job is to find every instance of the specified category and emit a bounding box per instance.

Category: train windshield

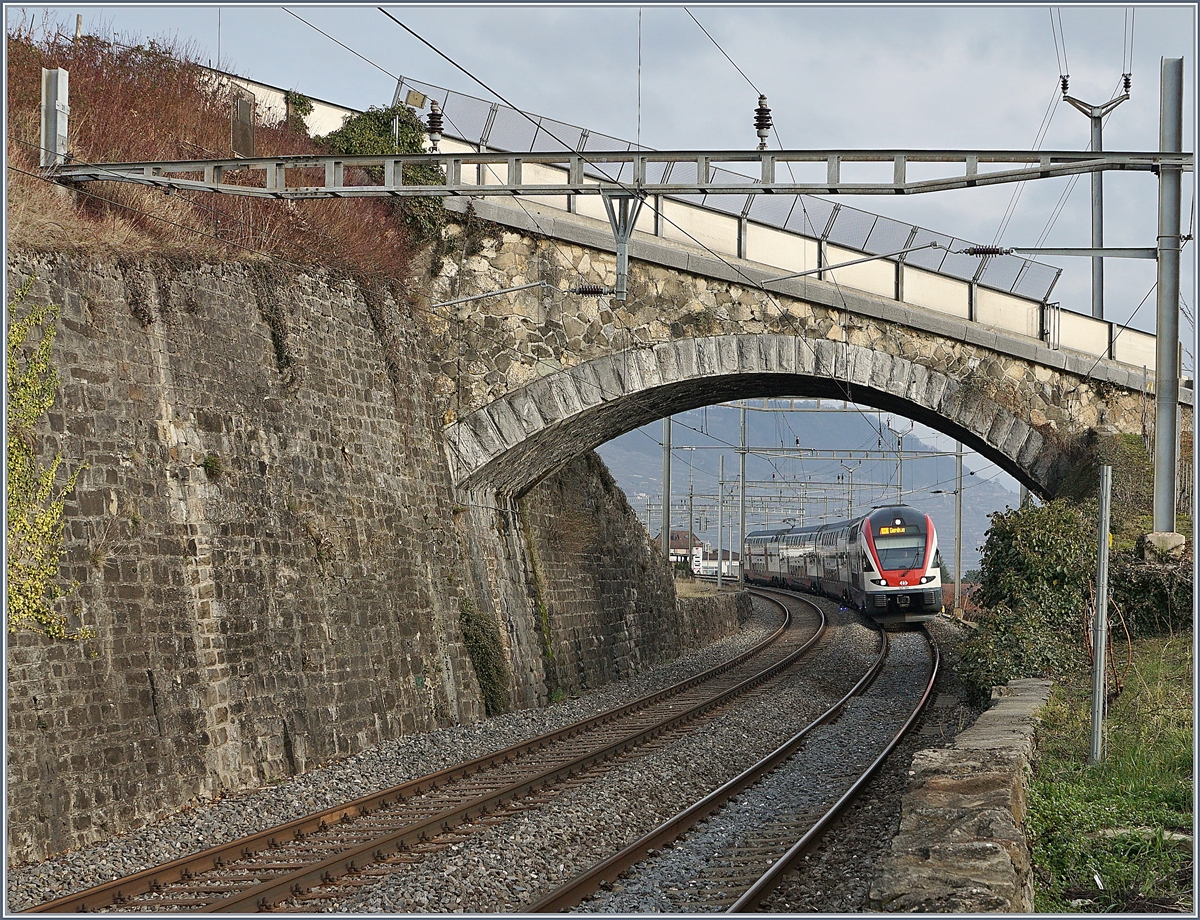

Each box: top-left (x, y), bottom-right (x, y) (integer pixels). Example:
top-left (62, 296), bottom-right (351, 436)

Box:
top-left (873, 534), bottom-right (926, 570)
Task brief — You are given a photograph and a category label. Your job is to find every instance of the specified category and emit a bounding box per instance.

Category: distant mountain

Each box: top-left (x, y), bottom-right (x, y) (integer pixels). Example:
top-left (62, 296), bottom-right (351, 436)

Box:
top-left (596, 401), bottom-right (1020, 573)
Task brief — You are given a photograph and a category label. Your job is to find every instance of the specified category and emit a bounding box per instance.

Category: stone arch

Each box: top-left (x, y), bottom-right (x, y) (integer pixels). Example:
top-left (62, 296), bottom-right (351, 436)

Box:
top-left (443, 333), bottom-right (1097, 499)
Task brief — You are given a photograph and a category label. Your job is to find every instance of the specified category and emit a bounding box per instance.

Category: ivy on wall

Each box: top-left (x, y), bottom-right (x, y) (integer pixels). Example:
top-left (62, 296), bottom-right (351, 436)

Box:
top-left (457, 597), bottom-right (509, 716)
top-left (316, 104), bottom-right (446, 244)
top-left (6, 281), bottom-right (89, 638)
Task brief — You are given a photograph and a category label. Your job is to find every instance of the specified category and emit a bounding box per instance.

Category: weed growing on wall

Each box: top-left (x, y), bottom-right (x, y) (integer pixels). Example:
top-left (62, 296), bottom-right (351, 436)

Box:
top-left (317, 104), bottom-right (446, 244)
top-left (457, 597), bottom-right (509, 716)
top-left (6, 282), bottom-right (89, 638)
top-left (518, 498), bottom-right (556, 669)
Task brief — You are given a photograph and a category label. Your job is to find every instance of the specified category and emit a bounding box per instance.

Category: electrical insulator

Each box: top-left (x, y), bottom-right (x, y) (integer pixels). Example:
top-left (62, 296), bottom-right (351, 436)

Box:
top-left (426, 99), bottom-right (443, 152)
top-left (569, 283), bottom-right (612, 297)
top-left (754, 95), bottom-right (772, 151)
top-left (1060, 75), bottom-right (1069, 96)
top-left (962, 245), bottom-right (1013, 256)
top-left (1123, 73), bottom-right (1132, 94)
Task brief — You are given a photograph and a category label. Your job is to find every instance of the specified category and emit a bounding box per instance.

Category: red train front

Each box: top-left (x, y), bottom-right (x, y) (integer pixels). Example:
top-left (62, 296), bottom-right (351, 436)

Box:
top-left (744, 504), bottom-right (942, 624)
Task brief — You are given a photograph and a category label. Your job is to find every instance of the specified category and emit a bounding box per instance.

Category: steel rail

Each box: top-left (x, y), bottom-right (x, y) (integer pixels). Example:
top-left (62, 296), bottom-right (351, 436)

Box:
top-left (24, 595), bottom-right (810, 914)
top-left (527, 590), bottom-right (883, 913)
top-left (727, 627), bottom-right (940, 913)
top-left (204, 594), bottom-right (822, 913)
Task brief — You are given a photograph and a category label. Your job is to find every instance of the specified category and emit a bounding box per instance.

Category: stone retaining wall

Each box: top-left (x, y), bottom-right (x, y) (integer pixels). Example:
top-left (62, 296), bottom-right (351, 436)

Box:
top-left (869, 677), bottom-right (1054, 912)
top-left (5, 252), bottom-right (737, 864)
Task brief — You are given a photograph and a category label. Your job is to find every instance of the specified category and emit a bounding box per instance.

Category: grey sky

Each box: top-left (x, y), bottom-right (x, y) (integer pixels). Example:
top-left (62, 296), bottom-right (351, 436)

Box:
top-left (8, 3), bottom-right (1197, 492)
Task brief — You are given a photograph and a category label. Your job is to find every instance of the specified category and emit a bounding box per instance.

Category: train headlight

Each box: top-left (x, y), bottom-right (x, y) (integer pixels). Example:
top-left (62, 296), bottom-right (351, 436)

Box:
top-left (919, 574), bottom-right (936, 584)
top-left (869, 578), bottom-right (888, 586)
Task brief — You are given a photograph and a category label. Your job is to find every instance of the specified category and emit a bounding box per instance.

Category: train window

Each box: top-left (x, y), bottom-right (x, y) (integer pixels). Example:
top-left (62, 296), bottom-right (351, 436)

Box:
top-left (933, 549), bottom-right (944, 568)
top-left (873, 534), bottom-right (926, 569)
top-left (862, 550), bottom-right (874, 572)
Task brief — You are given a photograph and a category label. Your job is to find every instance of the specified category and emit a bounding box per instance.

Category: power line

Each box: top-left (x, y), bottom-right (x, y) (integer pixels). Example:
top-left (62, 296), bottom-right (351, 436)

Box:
top-left (684, 8), bottom-right (761, 95)
top-left (282, 8), bottom-right (398, 81)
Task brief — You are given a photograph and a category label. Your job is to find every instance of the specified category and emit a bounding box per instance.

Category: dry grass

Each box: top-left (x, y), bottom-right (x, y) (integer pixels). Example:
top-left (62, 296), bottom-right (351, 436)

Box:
top-left (675, 577), bottom-right (718, 598)
top-left (6, 20), bottom-right (423, 280)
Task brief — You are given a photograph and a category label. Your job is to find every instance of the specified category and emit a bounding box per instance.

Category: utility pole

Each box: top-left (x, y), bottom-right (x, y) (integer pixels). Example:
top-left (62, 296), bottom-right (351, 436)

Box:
top-left (717, 455), bottom-right (725, 588)
top-left (1153, 58), bottom-right (1183, 535)
top-left (1090, 465), bottom-right (1113, 764)
top-left (739, 402), bottom-right (747, 586)
top-left (840, 461), bottom-right (861, 519)
top-left (887, 419), bottom-right (913, 504)
top-left (1064, 81), bottom-right (1129, 319)
top-left (687, 448), bottom-right (696, 575)
top-left (662, 416), bottom-right (672, 558)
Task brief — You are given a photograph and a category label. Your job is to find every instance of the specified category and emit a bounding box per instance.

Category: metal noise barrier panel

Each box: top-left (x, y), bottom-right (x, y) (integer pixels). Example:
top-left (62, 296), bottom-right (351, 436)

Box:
top-left (393, 77), bottom-right (1062, 304)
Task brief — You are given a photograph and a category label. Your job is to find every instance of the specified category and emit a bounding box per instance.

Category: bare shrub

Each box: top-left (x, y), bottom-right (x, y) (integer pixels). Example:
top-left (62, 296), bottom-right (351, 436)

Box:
top-left (6, 23), bottom-right (426, 280)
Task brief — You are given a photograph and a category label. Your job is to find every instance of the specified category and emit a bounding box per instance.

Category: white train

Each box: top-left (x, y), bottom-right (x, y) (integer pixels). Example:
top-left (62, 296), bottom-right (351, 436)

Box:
top-left (743, 504), bottom-right (943, 623)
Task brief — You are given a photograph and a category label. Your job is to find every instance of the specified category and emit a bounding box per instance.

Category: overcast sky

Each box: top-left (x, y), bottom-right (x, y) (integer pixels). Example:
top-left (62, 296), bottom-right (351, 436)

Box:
top-left (16, 2), bottom-right (1195, 356)
top-left (8, 3), bottom-right (1198, 494)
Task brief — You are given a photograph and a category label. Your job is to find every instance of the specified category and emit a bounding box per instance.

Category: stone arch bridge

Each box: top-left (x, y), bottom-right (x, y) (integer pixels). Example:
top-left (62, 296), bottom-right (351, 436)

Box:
top-left (428, 199), bottom-right (1190, 501)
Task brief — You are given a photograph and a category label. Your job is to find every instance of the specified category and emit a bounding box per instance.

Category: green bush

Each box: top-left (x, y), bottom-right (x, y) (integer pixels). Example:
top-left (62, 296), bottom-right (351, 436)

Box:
top-left (458, 597), bottom-right (509, 716)
top-left (1108, 551), bottom-right (1193, 636)
top-left (960, 500), bottom-right (1094, 701)
top-left (977, 499), bottom-right (1095, 611)
top-left (959, 603), bottom-right (1084, 702)
top-left (317, 104), bottom-right (446, 243)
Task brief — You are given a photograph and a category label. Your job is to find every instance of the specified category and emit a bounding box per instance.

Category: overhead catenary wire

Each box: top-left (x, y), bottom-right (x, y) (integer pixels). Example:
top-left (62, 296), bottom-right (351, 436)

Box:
top-left (637, 8), bottom-right (642, 151)
top-left (992, 78), bottom-right (1062, 247)
top-left (374, 7), bottom-right (805, 314)
top-left (684, 8), bottom-right (761, 96)
top-left (277, 11), bottom-right (679, 426)
top-left (677, 7), bottom-right (921, 449)
top-left (274, 11), bottom-right (853, 467)
top-left (374, 0), bottom-right (914, 486)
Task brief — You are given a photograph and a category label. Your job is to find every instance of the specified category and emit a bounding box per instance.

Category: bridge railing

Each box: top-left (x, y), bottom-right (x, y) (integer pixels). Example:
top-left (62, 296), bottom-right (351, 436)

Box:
top-left (395, 77), bottom-right (1160, 376)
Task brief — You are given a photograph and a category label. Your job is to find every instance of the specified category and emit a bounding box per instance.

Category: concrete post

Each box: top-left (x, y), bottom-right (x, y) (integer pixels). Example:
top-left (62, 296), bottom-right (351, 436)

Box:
top-left (1090, 465), bottom-right (1113, 764)
top-left (40, 68), bottom-right (70, 168)
top-left (954, 441), bottom-right (964, 618)
top-left (1153, 58), bottom-right (1183, 535)
top-left (717, 454), bottom-right (725, 588)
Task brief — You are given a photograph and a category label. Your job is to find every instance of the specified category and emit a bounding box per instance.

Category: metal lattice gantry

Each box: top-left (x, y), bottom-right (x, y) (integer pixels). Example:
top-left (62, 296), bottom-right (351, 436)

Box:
top-left (52, 147), bottom-right (1191, 200)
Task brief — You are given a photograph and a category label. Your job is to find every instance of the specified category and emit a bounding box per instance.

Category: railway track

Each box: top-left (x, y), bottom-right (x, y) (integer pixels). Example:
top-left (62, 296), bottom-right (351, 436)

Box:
top-left (26, 592), bottom-right (822, 914)
top-left (530, 597), bottom-right (937, 914)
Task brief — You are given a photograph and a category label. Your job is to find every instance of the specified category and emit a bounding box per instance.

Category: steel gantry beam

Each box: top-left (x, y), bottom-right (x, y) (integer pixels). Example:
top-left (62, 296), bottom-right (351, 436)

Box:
top-left (51, 148), bottom-right (1192, 200)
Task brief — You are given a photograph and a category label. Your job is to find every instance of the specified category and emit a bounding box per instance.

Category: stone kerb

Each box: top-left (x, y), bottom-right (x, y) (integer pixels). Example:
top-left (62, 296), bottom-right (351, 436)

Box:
top-left (869, 678), bottom-right (1054, 912)
top-left (444, 333), bottom-right (1065, 499)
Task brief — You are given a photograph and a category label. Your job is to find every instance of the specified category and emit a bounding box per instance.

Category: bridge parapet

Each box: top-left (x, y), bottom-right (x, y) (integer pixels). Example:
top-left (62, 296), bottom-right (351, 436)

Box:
top-left (428, 211), bottom-right (1189, 501)
top-left (397, 75), bottom-right (1164, 376)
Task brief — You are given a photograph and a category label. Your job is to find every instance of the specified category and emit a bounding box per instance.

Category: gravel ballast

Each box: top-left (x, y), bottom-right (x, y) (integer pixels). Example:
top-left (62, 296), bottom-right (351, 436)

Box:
top-left (7, 597), bottom-right (781, 911)
top-left (8, 598), bottom-right (981, 916)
